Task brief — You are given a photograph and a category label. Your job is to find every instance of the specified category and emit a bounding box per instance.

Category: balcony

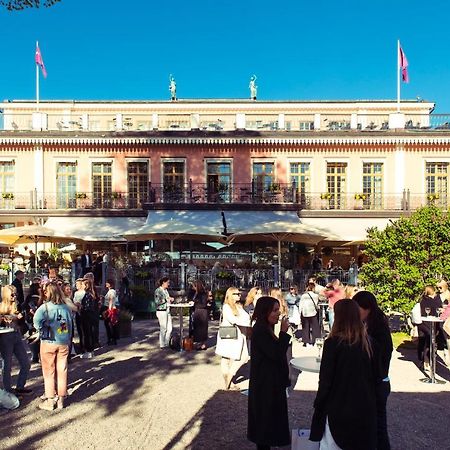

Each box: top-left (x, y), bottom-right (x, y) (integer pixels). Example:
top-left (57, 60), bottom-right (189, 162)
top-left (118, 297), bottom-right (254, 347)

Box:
top-left (0, 187), bottom-right (445, 212)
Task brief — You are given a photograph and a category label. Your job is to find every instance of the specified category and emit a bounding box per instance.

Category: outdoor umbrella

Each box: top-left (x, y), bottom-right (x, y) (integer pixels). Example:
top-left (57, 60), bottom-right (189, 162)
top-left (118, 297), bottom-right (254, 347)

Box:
top-left (224, 211), bottom-right (327, 286)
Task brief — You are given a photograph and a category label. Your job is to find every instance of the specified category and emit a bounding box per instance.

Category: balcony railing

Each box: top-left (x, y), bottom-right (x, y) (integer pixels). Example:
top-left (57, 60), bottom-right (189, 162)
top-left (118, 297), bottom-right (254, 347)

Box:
top-left (0, 187), bottom-right (446, 212)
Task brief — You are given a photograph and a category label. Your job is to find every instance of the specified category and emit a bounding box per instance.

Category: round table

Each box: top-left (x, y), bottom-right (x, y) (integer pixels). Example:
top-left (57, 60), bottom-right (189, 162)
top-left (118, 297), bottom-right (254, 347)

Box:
top-left (170, 302), bottom-right (194, 352)
top-left (420, 316), bottom-right (446, 384)
top-left (290, 356), bottom-right (321, 373)
top-left (0, 328), bottom-right (14, 334)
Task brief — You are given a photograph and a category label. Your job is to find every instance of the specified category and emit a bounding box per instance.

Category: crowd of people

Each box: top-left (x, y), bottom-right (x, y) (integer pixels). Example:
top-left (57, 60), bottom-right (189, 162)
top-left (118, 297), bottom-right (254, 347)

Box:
top-left (0, 269), bottom-right (120, 411)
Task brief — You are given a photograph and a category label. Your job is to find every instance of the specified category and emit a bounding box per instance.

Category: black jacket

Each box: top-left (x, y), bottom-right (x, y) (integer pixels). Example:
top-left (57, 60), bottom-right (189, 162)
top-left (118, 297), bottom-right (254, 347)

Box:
top-left (310, 337), bottom-right (377, 450)
top-left (367, 318), bottom-right (393, 381)
top-left (12, 278), bottom-right (24, 311)
top-left (247, 322), bottom-right (291, 447)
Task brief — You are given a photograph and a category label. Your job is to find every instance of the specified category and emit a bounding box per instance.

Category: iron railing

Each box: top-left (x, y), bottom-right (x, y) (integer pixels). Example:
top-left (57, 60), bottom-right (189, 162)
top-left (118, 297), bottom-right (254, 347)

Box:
top-left (0, 188), bottom-right (446, 211)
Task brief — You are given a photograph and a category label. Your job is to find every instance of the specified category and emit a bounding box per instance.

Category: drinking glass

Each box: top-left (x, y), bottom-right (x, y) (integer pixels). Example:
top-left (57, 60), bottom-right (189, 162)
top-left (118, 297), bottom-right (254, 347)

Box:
top-left (425, 307), bottom-right (431, 317)
top-left (316, 338), bottom-right (324, 361)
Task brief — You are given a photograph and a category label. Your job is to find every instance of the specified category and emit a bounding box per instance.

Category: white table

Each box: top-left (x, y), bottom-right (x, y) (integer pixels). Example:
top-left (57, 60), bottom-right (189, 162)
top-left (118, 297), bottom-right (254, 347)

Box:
top-left (290, 356), bottom-right (321, 373)
top-left (420, 316), bottom-right (445, 384)
top-left (170, 302), bottom-right (194, 352)
top-left (0, 328), bottom-right (14, 334)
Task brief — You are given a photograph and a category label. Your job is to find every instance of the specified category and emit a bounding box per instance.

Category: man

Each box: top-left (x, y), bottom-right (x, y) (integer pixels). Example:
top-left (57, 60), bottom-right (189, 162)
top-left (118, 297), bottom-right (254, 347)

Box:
top-left (11, 270), bottom-right (25, 312)
top-left (81, 249), bottom-right (93, 276)
top-left (28, 250), bottom-right (37, 272)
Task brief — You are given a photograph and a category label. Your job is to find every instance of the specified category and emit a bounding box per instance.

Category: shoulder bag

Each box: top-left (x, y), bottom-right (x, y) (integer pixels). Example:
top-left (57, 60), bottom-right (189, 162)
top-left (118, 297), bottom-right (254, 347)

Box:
top-left (307, 293), bottom-right (320, 314)
top-left (218, 310), bottom-right (238, 339)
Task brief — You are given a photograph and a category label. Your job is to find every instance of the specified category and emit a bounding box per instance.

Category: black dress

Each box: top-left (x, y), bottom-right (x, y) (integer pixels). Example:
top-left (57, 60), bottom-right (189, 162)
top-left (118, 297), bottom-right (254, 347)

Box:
top-left (192, 292), bottom-right (208, 343)
top-left (247, 321), bottom-right (291, 447)
top-left (310, 337), bottom-right (377, 450)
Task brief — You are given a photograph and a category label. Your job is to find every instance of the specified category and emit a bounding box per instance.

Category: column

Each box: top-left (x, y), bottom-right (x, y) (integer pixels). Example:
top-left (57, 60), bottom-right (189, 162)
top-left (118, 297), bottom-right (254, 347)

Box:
top-left (34, 145), bottom-right (44, 208)
top-left (394, 144), bottom-right (405, 209)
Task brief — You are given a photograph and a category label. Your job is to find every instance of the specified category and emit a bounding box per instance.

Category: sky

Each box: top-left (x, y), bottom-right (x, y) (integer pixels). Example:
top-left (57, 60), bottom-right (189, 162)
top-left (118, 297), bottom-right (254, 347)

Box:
top-left (1, 0), bottom-right (450, 111)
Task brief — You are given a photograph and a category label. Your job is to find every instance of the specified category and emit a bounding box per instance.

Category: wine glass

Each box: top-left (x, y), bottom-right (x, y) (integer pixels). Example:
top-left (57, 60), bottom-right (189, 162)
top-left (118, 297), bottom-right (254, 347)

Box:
top-left (316, 338), bottom-right (324, 361)
top-left (425, 307), bottom-right (431, 317)
top-left (437, 307), bottom-right (443, 317)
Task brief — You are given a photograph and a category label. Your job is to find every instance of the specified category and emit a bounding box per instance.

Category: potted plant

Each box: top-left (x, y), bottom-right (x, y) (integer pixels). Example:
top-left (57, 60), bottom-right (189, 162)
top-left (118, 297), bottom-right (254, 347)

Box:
top-left (2, 192), bottom-right (14, 200)
top-left (427, 193), bottom-right (439, 203)
top-left (320, 192), bottom-right (331, 209)
top-left (354, 193), bottom-right (368, 209)
top-left (118, 309), bottom-right (133, 338)
top-left (75, 192), bottom-right (87, 199)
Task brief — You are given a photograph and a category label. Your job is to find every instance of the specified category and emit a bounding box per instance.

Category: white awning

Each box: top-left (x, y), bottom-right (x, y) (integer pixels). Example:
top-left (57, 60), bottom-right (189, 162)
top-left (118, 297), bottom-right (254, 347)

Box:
top-left (124, 210), bottom-right (226, 242)
top-left (45, 216), bottom-right (146, 241)
top-left (300, 217), bottom-right (391, 242)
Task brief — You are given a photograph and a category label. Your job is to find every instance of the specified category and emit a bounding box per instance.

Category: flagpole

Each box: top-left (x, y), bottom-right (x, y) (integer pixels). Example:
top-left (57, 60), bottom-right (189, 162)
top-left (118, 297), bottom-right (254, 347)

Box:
top-left (397, 39), bottom-right (400, 113)
top-left (36, 41), bottom-right (40, 112)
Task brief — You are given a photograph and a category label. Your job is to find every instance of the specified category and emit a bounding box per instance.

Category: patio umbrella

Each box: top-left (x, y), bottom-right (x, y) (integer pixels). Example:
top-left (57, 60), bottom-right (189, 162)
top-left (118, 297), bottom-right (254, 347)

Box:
top-left (224, 211), bottom-right (327, 287)
top-left (0, 224), bottom-right (82, 258)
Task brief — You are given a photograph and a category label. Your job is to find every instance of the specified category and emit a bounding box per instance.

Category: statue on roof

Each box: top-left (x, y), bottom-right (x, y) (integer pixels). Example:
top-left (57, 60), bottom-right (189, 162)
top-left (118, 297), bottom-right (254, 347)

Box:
top-left (249, 75), bottom-right (257, 100)
top-left (169, 75), bottom-right (177, 101)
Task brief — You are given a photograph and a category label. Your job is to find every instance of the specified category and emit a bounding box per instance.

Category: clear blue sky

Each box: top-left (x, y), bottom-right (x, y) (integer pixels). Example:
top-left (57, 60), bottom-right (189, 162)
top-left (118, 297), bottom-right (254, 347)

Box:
top-left (1, 0), bottom-right (450, 111)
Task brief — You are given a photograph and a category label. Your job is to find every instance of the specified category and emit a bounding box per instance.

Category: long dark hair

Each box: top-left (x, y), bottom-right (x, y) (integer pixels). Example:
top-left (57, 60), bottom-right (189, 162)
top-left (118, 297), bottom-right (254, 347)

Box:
top-left (192, 279), bottom-right (206, 295)
top-left (353, 290), bottom-right (389, 335)
top-left (329, 299), bottom-right (372, 357)
top-left (252, 296), bottom-right (279, 329)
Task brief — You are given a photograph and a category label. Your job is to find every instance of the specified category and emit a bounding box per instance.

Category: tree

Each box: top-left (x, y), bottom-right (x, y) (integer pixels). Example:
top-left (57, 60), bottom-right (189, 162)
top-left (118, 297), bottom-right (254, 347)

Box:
top-left (359, 205), bottom-right (450, 314)
top-left (0, 0), bottom-right (60, 10)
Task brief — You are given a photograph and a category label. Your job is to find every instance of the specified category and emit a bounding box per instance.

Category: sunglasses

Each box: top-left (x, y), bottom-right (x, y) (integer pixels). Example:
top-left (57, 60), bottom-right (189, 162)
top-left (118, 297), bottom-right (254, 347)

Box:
top-left (232, 292), bottom-right (241, 296)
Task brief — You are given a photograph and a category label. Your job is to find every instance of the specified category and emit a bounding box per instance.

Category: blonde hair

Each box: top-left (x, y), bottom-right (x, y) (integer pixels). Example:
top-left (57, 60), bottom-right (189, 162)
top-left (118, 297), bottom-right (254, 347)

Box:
top-left (269, 288), bottom-right (288, 316)
top-left (224, 287), bottom-right (241, 316)
top-left (344, 284), bottom-right (358, 299)
top-left (83, 278), bottom-right (97, 298)
top-left (424, 285), bottom-right (436, 297)
top-left (44, 283), bottom-right (65, 305)
top-left (245, 287), bottom-right (261, 307)
top-left (0, 285), bottom-right (17, 314)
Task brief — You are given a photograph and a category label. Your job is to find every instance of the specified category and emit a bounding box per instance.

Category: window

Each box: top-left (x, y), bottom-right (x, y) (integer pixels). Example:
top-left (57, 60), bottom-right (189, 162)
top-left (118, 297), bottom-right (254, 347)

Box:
top-left (253, 162), bottom-right (274, 188)
top-left (0, 162), bottom-right (14, 209)
top-left (128, 161), bottom-right (148, 208)
top-left (290, 162), bottom-right (310, 205)
top-left (426, 162), bottom-right (448, 207)
top-left (163, 161), bottom-right (185, 202)
top-left (56, 162), bottom-right (77, 208)
top-left (0, 223), bottom-right (14, 230)
top-left (362, 163), bottom-right (383, 209)
top-left (299, 122), bottom-right (314, 131)
top-left (206, 162), bottom-right (231, 203)
top-left (92, 162), bottom-right (112, 208)
top-left (326, 162), bottom-right (347, 209)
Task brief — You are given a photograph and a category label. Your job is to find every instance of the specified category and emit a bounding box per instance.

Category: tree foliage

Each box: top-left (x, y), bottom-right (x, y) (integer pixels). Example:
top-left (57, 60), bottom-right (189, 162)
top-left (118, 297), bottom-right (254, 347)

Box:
top-left (359, 206), bottom-right (450, 314)
top-left (0, 0), bottom-right (60, 10)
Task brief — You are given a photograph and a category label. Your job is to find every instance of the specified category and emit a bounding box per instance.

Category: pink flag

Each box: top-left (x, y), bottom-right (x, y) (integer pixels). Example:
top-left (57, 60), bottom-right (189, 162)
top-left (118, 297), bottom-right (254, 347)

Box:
top-left (399, 45), bottom-right (409, 83)
top-left (35, 44), bottom-right (47, 78)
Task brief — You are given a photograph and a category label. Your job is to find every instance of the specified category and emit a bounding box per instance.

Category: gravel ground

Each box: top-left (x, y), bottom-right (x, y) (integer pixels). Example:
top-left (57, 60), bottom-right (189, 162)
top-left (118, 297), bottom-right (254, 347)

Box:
top-left (1, 319), bottom-right (449, 450)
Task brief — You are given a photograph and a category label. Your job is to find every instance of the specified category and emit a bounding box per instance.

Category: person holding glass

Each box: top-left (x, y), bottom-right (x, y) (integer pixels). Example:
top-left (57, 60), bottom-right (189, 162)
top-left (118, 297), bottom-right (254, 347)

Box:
top-left (155, 277), bottom-right (174, 349)
top-left (0, 285), bottom-right (32, 396)
top-left (34, 282), bottom-right (73, 410)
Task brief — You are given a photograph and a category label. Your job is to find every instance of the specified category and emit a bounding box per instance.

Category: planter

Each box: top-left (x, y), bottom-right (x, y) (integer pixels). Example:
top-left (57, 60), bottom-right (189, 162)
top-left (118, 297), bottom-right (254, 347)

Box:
top-left (119, 319), bottom-right (132, 338)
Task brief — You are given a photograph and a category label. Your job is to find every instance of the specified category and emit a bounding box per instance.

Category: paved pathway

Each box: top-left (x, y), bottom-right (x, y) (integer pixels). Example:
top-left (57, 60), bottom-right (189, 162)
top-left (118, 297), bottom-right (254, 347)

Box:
top-left (1, 320), bottom-right (449, 450)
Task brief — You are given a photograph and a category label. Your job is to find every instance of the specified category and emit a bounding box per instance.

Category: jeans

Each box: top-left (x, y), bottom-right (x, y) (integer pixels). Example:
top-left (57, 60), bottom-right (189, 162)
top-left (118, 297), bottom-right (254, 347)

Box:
top-left (301, 315), bottom-right (320, 345)
top-left (156, 310), bottom-right (172, 348)
top-left (40, 342), bottom-right (69, 398)
top-left (0, 330), bottom-right (30, 391)
top-left (375, 381), bottom-right (391, 450)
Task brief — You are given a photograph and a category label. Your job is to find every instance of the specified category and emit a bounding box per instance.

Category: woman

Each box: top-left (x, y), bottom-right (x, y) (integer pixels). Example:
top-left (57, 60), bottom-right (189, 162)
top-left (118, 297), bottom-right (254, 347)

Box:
top-left (191, 280), bottom-right (208, 350)
top-left (247, 296), bottom-right (291, 450)
top-left (34, 282), bottom-right (73, 411)
top-left (0, 285), bottom-right (32, 395)
top-left (24, 281), bottom-right (42, 363)
top-left (298, 282), bottom-right (320, 346)
top-left (154, 277), bottom-right (173, 349)
top-left (310, 300), bottom-right (377, 450)
top-left (73, 278), bottom-right (85, 354)
top-left (219, 286), bottom-right (251, 390)
top-left (79, 278), bottom-right (98, 359)
top-left (244, 286), bottom-right (263, 316)
top-left (344, 284), bottom-right (358, 299)
top-left (103, 279), bottom-right (120, 345)
top-left (353, 290), bottom-right (393, 450)
top-left (285, 285), bottom-right (300, 323)
top-left (324, 279), bottom-right (345, 330)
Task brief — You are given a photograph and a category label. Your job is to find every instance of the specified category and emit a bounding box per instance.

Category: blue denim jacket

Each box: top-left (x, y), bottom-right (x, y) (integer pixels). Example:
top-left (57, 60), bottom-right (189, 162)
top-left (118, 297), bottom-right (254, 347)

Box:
top-left (33, 302), bottom-right (73, 345)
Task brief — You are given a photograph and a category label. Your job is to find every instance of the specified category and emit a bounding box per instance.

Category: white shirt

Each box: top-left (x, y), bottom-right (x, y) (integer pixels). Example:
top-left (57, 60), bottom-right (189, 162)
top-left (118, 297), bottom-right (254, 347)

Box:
top-left (299, 291), bottom-right (319, 317)
top-left (221, 303), bottom-right (250, 327)
top-left (104, 288), bottom-right (119, 308)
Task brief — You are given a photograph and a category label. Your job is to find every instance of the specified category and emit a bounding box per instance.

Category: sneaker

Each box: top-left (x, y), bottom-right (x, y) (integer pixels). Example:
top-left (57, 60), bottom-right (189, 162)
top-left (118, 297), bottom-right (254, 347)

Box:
top-left (38, 398), bottom-right (55, 411)
top-left (15, 388), bottom-right (33, 396)
top-left (56, 396), bottom-right (65, 409)
top-left (86, 352), bottom-right (93, 359)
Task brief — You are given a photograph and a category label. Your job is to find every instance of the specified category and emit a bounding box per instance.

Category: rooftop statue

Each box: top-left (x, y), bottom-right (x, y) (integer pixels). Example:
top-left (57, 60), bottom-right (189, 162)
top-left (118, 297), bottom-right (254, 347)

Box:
top-left (169, 75), bottom-right (177, 101)
top-left (249, 75), bottom-right (257, 100)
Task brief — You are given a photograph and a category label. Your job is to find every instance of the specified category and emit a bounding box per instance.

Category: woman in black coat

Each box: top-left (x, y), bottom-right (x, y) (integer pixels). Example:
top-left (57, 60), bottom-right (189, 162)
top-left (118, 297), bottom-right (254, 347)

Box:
top-left (247, 296), bottom-right (291, 450)
top-left (310, 299), bottom-right (377, 450)
top-left (353, 290), bottom-right (393, 450)
top-left (191, 280), bottom-right (209, 350)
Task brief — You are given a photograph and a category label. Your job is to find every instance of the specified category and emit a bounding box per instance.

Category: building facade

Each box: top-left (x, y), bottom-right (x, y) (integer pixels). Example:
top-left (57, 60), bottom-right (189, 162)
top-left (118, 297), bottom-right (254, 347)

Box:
top-left (0, 98), bottom-right (448, 242)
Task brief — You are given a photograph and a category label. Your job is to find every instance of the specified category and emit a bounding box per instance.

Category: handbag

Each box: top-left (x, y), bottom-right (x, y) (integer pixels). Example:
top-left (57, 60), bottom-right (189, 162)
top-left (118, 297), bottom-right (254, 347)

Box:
top-left (215, 332), bottom-right (244, 360)
top-left (218, 310), bottom-right (238, 339)
top-left (39, 303), bottom-right (55, 341)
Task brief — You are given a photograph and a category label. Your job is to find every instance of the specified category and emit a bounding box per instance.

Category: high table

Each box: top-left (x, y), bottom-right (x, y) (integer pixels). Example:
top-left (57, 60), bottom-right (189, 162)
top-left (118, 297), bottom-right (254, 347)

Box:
top-left (170, 302), bottom-right (194, 352)
top-left (420, 316), bottom-right (446, 384)
top-left (290, 356), bottom-right (321, 373)
top-left (0, 328), bottom-right (14, 334)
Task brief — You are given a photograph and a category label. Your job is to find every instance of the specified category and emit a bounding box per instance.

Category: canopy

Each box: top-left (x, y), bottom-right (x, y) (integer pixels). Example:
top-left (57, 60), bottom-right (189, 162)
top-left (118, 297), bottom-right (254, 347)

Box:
top-left (124, 210), bottom-right (227, 248)
top-left (0, 224), bottom-right (80, 246)
top-left (45, 216), bottom-right (146, 241)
